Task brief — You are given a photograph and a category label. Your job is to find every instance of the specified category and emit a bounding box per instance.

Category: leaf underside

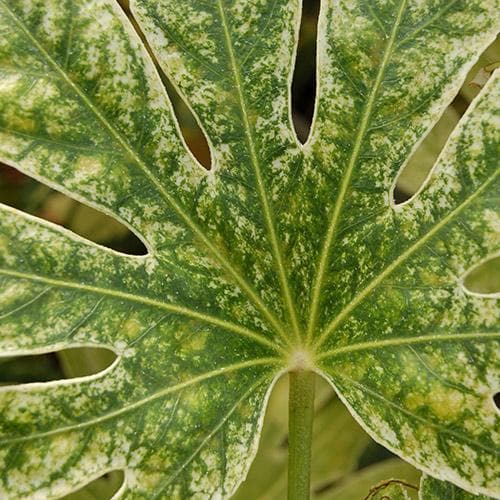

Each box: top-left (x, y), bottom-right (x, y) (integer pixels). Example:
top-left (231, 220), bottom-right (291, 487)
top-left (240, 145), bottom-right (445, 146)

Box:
top-left (0, 0), bottom-right (498, 498)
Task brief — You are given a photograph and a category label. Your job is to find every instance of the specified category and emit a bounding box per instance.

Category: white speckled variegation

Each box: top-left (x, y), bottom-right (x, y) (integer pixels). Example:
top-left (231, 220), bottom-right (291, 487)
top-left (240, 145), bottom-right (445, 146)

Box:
top-left (0, 0), bottom-right (498, 497)
top-left (420, 474), bottom-right (494, 499)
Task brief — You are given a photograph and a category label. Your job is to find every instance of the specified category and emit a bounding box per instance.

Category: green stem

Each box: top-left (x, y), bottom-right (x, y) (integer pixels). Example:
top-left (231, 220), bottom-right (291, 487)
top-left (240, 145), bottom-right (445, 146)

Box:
top-left (288, 370), bottom-right (315, 500)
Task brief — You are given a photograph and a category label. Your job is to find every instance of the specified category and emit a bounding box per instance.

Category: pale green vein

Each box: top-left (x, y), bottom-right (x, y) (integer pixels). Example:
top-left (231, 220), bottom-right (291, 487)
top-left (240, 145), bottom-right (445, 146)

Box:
top-left (366, 4), bottom-right (386, 35)
top-left (239, 0), bottom-right (281, 65)
top-left (306, 0), bottom-right (409, 344)
top-left (65, 297), bottom-right (105, 340)
top-left (0, 358), bottom-right (279, 446)
top-left (0, 268), bottom-right (284, 353)
top-left (408, 346), bottom-right (474, 394)
top-left (0, 65), bottom-right (55, 76)
top-left (396, 0), bottom-right (462, 48)
top-left (0, 126), bottom-right (115, 154)
top-left (0, 287), bottom-right (51, 319)
top-left (216, 0), bottom-right (301, 345)
top-left (62, 2), bottom-right (75, 70)
top-left (0, 1), bottom-right (286, 343)
top-left (317, 331), bottom-right (500, 361)
top-left (314, 168), bottom-right (499, 349)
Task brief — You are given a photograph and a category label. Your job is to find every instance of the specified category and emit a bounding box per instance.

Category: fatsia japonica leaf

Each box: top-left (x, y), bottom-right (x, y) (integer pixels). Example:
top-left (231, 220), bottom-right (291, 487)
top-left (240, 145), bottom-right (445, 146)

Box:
top-left (0, 0), bottom-right (498, 498)
top-left (420, 474), bottom-right (494, 500)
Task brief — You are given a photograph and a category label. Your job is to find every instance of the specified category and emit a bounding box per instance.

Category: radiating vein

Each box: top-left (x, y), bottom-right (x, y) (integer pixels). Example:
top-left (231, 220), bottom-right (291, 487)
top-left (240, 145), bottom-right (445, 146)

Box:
top-left (408, 346), bottom-right (473, 394)
top-left (366, 4), bottom-right (386, 35)
top-left (0, 126), bottom-right (114, 153)
top-left (0, 268), bottom-right (283, 353)
top-left (0, 287), bottom-right (51, 319)
top-left (65, 297), bottom-right (105, 339)
top-left (317, 331), bottom-right (500, 360)
top-left (306, 0), bottom-right (409, 344)
top-left (396, 0), bottom-right (462, 48)
top-left (216, 0), bottom-right (301, 345)
top-left (0, 358), bottom-right (278, 446)
top-left (0, 1), bottom-right (285, 343)
top-left (315, 169), bottom-right (498, 348)
top-left (128, 313), bottom-right (168, 347)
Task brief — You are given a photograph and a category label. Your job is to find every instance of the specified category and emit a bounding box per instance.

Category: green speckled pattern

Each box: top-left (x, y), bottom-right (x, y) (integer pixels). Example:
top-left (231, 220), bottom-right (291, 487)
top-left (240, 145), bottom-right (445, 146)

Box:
top-left (420, 474), bottom-right (494, 499)
top-left (0, 0), bottom-right (498, 497)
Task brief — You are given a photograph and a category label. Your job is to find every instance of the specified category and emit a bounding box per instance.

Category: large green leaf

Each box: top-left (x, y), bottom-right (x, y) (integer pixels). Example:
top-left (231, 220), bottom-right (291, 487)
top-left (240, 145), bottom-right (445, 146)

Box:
top-left (420, 474), bottom-right (494, 499)
top-left (0, 0), bottom-right (498, 497)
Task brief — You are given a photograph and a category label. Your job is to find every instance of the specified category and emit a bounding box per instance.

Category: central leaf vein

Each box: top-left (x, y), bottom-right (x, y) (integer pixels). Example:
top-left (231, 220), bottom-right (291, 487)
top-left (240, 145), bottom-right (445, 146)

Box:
top-left (306, 0), bottom-right (409, 343)
top-left (0, 267), bottom-right (283, 353)
top-left (216, 0), bottom-right (301, 345)
top-left (317, 331), bottom-right (500, 360)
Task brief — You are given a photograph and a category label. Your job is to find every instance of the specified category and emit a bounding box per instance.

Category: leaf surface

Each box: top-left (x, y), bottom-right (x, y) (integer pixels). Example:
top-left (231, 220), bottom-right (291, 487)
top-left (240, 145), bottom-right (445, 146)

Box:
top-left (420, 474), bottom-right (494, 499)
top-left (0, 0), bottom-right (498, 497)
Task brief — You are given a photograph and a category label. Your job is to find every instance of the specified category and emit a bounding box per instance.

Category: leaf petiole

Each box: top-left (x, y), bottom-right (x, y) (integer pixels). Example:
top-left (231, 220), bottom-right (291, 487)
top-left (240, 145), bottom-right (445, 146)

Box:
top-left (288, 369), bottom-right (315, 500)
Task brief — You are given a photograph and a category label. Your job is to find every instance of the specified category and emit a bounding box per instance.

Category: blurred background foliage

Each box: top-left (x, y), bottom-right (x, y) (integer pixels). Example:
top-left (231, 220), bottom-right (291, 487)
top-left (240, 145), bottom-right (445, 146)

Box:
top-left (0, 1), bottom-right (498, 497)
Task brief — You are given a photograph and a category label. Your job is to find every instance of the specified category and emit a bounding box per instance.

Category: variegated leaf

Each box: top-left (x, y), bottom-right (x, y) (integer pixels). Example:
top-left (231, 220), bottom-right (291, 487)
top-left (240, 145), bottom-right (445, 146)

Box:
top-left (420, 474), bottom-right (494, 499)
top-left (0, 0), bottom-right (498, 498)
